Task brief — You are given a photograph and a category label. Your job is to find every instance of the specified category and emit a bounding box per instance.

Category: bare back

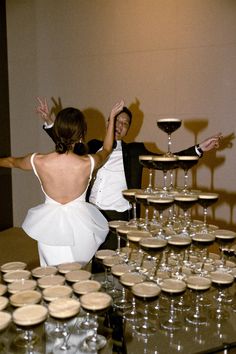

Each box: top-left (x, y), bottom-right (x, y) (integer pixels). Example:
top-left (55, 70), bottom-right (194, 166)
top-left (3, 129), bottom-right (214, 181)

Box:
top-left (31, 152), bottom-right (93, 204)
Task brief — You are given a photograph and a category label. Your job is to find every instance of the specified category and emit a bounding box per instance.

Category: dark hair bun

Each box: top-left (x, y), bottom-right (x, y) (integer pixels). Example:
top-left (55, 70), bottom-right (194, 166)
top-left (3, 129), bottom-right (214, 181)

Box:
top-left (55, 142), bottom-right (67, 154)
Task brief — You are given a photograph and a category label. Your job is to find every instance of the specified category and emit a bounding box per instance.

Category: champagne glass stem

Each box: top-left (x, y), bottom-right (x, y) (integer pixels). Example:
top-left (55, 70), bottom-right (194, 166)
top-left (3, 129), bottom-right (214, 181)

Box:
top-left (183, 210), bottom-right (190, 234)
top-left (143, 302), bottom-right (150, 329)
top-left (193, 293), bottom-right (201, 320)
top-left (132, 202), bottom-right (137, 223)
top-left (168, 134), bottom-right (172, 155)
top-left (203, 207), bottom-right (208, 230)
top-left (158, 211), bottom-right (165, 237)
top-left (25, 330), bottom-right (34, 354)
top-left (169, 170), bottom-right (174, 190)
top-left (147, 169), bottom-right (153, 192)
top-left (60, 322), bottom-right (69, 350)
top-left (169, 298), bottom-right (177, 323)
top-left (91, 315), bottom-right (99, 342)
top-left (152, 208), bottom-right (158, 225)
top-left (184, 169), bottom-right (189, 192)
top-left (145, 207), bottom-right (149, 229)
top-left (116, 232), bottom-right (121, 254)
top-left (163, 171), bottom-right (168, 192)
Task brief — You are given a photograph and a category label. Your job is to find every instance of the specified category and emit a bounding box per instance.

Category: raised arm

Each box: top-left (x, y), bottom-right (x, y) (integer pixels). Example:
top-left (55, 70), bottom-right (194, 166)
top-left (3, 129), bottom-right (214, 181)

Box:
top-left (36, 97), bottom-right (59, 143)
top-left (0, 154), bottom-right (32, 170)
top-left (93, 100), bottom-right (124, 169)
top-left (36, 97), bottom-right (54, 125)
top-left (198, 132), bottom-right (223, 152)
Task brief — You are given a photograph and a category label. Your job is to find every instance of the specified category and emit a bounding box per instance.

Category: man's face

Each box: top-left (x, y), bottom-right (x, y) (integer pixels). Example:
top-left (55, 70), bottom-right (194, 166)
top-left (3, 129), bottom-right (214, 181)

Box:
top-left (114, 112), bottom-right (131, 140)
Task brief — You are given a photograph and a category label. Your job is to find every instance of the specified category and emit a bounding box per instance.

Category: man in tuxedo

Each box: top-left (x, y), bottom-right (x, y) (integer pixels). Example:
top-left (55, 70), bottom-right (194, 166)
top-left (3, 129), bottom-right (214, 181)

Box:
top-left (38, 99), bottom-right (222, 271)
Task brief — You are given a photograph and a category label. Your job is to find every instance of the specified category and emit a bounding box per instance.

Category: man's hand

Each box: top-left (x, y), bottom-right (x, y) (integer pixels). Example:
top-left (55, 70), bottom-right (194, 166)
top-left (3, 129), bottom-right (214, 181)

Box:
top-left (199, 133), bottom-right (223, 152)
top-left (36, 97), bottom-right (54, 125)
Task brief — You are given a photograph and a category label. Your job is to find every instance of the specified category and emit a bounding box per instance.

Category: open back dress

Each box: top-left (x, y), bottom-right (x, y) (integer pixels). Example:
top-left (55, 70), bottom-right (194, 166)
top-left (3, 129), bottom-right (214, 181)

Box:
top-left (22, 153), bottom-right (109, 266)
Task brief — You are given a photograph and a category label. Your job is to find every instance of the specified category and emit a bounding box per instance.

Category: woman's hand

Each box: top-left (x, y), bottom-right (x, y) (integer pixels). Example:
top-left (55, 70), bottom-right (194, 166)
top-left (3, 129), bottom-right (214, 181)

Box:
top-left (109, 99), bottom-right (125, 121)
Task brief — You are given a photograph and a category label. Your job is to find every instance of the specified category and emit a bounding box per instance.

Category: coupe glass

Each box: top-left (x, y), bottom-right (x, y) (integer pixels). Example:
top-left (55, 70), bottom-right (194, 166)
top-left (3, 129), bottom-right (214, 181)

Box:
top-left (94, 250), bottom-right (115, 290)
top-left (122, 189), bottom-right (143, 227)
top-left (102, 255), bottom-right (123, 298)
top-left (111, 264), bottom-right (134, 310)
top-left (214, 229), bottom-right (236, 271)
top-left (79, 292), bottom-right (112, 352)
top-left (209, 271), bottom-right (234, 321)
top-left (157, 118), bottom-right (182, 156)
top-left (135, 192), bottom-right (153, 230)
top-left (0, 311), bottom-right (11, 352)
top-left (12, 304), bottom-right (48, 351)
top-left (160, 278), bottom-right (186, 331)
top-left (0, 261), bottom-right (27, 273)
top-left (139, 237), bottom-right (168, 275)
top-left (147, 196), bottom-right (174, 239)
top-left (31, 265), bottom-right (58, 279)
top-left (42, 284), bottom-right (72, 338)
top-left (132, 281), bottom-right (161, 336)
top-left (72, 279), bottom-right (101, 331)
top-left (197, 193), bottom-right (219, 233)
top-left (127, 230), bottom-right (152, 271)
top-left (119, 272), bottom-right (146, 323)
top-left (185, 275), bottom-right (212, 325)
top-left (139, 155), bottom-right (155, 193)
top-left (191, 233), bottom-right (216, 276)
top-left (152, 156), bottom-right (178, 195)
top-left (177, 156), bottom-right (199, 194)
top-left (167, 235), bottom-right (192, 281)
top-left (10, 289), bottom-right (42, 308)
top-left (57, 262), bottom-right (82, 275)
top-left (108, 220), bottom-right (128, 255)
top-left (48, 298), bottom-right (81, 353)
top-left (174, 194), bottom-right (198, 236)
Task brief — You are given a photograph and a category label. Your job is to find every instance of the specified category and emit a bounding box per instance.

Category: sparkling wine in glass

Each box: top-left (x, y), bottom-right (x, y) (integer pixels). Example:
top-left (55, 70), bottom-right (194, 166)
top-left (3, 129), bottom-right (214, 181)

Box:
top-left (157, 118), bottom-right (182, 156)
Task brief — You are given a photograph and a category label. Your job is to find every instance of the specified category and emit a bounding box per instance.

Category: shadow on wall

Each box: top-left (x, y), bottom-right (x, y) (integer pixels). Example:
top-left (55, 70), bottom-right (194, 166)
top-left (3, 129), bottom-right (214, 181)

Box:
top-left (48, 96), bottom-right (107, 143)
top-left (83, 108), bottom-right (106, 142)
top-left (125, 97), bottom-right (144, 143)
top-left (194, 131), bottom-right (235, 229)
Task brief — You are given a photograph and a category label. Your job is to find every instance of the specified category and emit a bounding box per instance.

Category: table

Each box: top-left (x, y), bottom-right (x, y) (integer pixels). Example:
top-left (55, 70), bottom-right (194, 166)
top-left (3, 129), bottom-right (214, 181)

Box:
top-left (1, 257), bottom-right (236, 354)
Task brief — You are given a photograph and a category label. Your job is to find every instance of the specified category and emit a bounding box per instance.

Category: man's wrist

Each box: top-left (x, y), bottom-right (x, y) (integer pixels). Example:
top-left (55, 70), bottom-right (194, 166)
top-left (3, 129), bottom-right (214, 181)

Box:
top-left (195, 144), bottom-right (203, 156)
top-left (43, 122), bottom-right (54, 129)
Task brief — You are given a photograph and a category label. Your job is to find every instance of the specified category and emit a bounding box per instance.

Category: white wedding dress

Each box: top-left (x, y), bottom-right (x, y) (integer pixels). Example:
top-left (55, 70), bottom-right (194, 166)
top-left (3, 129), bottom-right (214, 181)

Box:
top-left (22, 153), bottom-right (108, 266)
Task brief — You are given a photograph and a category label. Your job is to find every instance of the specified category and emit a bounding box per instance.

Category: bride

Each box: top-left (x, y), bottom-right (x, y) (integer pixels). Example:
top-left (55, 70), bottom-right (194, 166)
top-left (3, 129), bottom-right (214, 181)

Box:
top-left (0, 99), bottom-right (124, 266)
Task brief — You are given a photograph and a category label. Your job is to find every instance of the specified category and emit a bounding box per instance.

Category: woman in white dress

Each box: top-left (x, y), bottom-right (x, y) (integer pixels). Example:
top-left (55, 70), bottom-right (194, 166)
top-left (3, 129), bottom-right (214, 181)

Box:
top-left (0, 100), bottom-right (125, 266)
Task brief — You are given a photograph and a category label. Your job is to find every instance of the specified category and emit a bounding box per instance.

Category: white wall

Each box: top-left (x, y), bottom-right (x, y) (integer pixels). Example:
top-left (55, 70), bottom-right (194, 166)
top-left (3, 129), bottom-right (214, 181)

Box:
top-left (6, 0), bottom-right (236, 228)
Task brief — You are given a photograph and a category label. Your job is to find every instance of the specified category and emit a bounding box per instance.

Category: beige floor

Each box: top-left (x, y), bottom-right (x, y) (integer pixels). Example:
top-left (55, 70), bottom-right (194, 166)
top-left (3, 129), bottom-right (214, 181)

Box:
top-left (0, 227), bottom-right (40, 270)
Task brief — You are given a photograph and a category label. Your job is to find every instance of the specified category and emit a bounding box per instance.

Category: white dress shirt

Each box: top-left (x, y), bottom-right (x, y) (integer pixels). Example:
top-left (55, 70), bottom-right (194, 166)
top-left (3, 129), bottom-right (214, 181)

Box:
top-left (89, 140), bottom-right (130, 211)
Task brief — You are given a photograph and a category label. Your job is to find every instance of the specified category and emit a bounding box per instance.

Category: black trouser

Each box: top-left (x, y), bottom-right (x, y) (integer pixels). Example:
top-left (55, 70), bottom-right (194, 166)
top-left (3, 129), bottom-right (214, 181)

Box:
top-left (91, 209), bottom-right (129, 273)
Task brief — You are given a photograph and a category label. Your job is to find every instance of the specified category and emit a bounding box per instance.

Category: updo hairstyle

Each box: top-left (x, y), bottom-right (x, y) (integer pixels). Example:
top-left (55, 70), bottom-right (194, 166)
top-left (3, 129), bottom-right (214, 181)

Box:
top-left (53, 107), bottom-right (87, 154)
